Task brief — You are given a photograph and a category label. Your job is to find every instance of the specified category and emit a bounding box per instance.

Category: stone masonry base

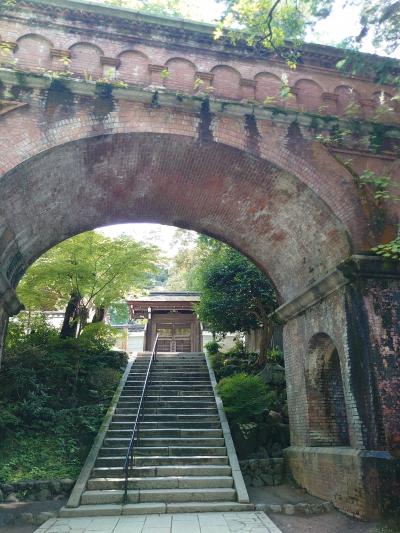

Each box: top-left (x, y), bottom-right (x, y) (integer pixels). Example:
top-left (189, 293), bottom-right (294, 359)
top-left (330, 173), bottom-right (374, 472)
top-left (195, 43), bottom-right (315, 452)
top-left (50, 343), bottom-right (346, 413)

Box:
top-left (285, 446), bottom-right (400, 520)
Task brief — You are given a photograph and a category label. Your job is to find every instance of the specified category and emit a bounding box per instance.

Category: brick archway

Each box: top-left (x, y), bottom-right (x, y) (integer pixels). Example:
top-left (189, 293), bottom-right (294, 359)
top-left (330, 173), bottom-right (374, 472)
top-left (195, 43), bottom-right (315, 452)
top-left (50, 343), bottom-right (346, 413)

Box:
top-left (0, 0), bottom-right (399, 519)
top-left (0, 132), bottom-right (351, 300)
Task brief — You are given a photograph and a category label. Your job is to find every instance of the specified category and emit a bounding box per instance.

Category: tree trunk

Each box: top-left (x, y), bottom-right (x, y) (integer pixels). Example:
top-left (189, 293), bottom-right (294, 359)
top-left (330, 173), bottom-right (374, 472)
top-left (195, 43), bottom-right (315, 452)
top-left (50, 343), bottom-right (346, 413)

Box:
top-left (257, 319), bottom-right (274, 367)
top-left (92, 306), bottom-right (106, 323)
top-left (60, 292), bottom-right (80, 339)
top-left (78, 306), bottom-right (89, 335)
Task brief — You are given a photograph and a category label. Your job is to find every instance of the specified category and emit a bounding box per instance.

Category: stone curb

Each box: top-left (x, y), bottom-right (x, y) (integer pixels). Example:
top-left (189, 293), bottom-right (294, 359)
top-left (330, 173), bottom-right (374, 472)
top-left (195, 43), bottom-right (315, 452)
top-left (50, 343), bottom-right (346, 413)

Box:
top-left (255, 501), bottom-right (334, 515)
top-left (66, 358), bottom-right (134, 508)
top-left (205, 353), bottom-right (251, 505)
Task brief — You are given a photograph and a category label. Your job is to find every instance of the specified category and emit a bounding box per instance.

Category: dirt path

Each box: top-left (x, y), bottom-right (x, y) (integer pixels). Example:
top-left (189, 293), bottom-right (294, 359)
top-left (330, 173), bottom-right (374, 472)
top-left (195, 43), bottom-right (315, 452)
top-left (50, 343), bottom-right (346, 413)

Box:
top-left (270, 512), bottom-right (380, 533)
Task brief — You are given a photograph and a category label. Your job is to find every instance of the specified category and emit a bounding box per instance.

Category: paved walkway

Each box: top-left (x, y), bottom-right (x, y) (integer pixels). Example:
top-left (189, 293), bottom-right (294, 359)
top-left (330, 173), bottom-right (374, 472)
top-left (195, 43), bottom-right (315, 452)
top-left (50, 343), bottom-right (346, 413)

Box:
top-left (35, 512), bottom-right (282, 532)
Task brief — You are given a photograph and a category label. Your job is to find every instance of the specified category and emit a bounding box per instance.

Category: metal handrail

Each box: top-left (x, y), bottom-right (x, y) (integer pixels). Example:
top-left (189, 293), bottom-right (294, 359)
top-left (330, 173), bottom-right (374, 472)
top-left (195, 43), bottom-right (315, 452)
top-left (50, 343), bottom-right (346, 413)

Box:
top-left (123, 334), bottom-right (159, 504)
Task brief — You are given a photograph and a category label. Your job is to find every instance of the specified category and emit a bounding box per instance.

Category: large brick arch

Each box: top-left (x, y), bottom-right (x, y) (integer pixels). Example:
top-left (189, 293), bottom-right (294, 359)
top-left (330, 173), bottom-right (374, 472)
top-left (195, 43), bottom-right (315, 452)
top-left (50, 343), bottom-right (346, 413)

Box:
top-left (0, 0), bottom-right (399, 519)
top-left (0, 132), bottom-right (351, 302)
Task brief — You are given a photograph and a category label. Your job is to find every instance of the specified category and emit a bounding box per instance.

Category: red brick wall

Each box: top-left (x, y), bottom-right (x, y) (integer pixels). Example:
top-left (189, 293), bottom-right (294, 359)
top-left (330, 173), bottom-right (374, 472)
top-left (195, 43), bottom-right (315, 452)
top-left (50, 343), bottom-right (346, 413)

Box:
top-left (0, 1), bottom-right (399, 519)
top-left (1, 1), bottom-right (400, 122)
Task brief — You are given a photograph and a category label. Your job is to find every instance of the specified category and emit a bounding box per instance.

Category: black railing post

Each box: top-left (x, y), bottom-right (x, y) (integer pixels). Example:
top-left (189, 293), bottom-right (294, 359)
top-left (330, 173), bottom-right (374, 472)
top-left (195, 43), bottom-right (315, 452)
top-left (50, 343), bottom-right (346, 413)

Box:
top-left (123, 334), bottom-right (159, 505)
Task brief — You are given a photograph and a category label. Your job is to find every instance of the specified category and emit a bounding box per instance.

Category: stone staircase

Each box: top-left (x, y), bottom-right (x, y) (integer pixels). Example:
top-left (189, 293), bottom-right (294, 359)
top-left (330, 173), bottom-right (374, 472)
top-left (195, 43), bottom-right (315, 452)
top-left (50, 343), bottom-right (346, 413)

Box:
top-left (61, 352), bottom-right (253, 516)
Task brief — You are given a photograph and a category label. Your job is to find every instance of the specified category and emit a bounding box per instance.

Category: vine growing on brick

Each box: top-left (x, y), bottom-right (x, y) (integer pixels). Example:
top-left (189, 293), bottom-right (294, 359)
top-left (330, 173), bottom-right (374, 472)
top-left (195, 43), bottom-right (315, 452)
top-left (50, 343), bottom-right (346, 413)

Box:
top-left (329, 154), bottom-right (400, 260)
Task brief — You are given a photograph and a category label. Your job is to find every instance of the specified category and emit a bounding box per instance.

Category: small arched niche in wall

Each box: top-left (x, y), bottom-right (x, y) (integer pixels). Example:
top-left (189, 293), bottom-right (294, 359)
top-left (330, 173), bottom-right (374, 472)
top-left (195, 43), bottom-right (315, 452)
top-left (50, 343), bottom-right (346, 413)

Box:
top-left (306, 333), bottom-right (350, 447)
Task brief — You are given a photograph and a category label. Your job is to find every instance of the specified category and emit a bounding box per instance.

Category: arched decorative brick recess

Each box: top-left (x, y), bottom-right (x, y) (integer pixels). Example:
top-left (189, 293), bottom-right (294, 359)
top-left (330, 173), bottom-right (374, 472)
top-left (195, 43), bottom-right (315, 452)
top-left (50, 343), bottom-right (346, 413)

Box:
top-left (306, 333), bottom-right (350, 446)
top-left (294, 79), bottom-right (323, 112)
top-left (211, 65), bottom-right (241, 99)
top-left (15, 34), bottom-right (52, 70)
top-left (371, 90), bottom-right (399, 122)
top-left (69, 42), bottom-right (103, 79)
top-left (334, 84), bottom-right (361, 115)
top-left (254, 72), bottom-right (282, 104)
top-left (117, 50), bottom-right (149, 85)
top-left (164, 58), bottom-right (196, 93)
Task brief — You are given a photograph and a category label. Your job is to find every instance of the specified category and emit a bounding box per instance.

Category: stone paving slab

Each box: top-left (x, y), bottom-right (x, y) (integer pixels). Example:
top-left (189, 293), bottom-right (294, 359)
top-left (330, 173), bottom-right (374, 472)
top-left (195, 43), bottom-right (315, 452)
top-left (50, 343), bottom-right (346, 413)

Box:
top-left (35, 512), bottom-right (282, 533)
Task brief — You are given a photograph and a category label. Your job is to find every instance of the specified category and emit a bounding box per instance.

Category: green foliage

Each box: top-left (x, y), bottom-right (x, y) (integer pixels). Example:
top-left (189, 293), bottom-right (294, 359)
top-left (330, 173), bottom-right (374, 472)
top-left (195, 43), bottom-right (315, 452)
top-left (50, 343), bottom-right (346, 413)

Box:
top-left (0, 0), bottom-right (16, 12)
top-left (195, 244), bottom-right (277, 336)
top-left (216, 0), bottom-right (400, 71)
top-left (17, 231), bottom-right (159, 335)
top-left (18, 231), bottom-right (158, 312)
top-left (266, 346), bottom-right (284, 365)
top-left (210, 340), bottom-right (259, 380)
top-left (210, 350), bottom-right (226, 378)
top-left (217, 373), bottom-right (277, 423)
top-left (372, 236), bottom-right (400, 260)
top-left (0, 319), bottom-right (126, 482)
top-left (0, 434), bottom-right (82, 483)
top-left (215, 0), bottom-right (313, 65)
top-left (205, 340), bottom-right (221, 356)
top-left (78, 322), bottom-right (118, 353)
top-left (359, 170), bottom-right (400, 202)
top-left (108, 302), bottom-right (130, 324)
top-left (165, 229), bottom-right (200, 291)
top-left (349, 0), bottom-right (400, 54)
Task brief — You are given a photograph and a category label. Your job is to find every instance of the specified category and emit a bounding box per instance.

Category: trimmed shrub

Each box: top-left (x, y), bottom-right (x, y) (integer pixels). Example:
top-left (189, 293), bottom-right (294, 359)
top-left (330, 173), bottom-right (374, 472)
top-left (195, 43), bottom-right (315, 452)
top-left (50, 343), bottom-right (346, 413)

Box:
top-left (204, 340), bottom-right (220, 356)
top-left (217, 373), bottom-right (277, 423)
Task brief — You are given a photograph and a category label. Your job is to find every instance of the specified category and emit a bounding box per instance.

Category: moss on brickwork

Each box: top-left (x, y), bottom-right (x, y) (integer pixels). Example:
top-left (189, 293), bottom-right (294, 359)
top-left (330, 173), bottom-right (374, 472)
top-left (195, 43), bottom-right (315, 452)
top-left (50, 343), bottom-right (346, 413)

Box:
top-left (94, 81), bottom-right (114, 117)
top-left (199, 98), bottom-right (214, 142)
top-left (45, 79), bottom-right (75, 119)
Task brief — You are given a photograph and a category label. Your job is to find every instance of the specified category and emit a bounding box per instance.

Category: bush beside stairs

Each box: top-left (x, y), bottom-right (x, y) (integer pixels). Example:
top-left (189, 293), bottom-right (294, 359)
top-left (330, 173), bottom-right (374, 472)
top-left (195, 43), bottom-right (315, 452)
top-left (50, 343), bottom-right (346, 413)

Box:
top-left (60, 351), bottom-right (253, 516)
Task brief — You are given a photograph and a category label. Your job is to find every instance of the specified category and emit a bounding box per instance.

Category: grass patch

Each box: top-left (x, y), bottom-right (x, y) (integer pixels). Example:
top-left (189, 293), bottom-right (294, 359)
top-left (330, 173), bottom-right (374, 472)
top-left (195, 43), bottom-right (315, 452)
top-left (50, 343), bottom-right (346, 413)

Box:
top-left (0, 433), bottom-right (83, 482)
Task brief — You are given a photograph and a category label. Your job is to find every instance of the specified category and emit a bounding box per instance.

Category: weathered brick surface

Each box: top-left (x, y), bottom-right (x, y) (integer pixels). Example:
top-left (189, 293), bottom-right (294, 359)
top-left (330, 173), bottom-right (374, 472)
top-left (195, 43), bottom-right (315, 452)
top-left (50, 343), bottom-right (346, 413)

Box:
top-left (280, 259), bottom-right (400, 518)
top-left (285, 446), bottom-right (399, 520)
top-left (1, 1), bottom-right (400, 121)
top-left (0, 0), bottom-right (399, 520)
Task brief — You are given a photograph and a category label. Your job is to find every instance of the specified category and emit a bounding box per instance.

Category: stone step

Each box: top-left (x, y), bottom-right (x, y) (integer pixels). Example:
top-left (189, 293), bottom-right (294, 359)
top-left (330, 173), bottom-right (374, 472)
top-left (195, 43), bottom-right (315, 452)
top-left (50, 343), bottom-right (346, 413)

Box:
top-left (81, 487), bottom-right (236, 505)
top-left (145, 369), bottom-right (208, 381)
top-left (106, 428), bottom-right (223, 438)
top-left (125, 381), bottom-right (211, 387)
top-left (95, 455), bottom-right (229, 467)
top-left (91, 465), bottom-right (232, 479)
top-left (152, 355), bottom-right (205, 359)
top-left (115, 407), bottom-right (218, 415)
top-left (99, 446), bottom-right (227, 457)
top-left (117, 400), bottom-right (216, 408)
top-left (110, 421), bottom-right (221, 430)
top-left (59, 501), bottom-right (254, 517)
top-left (120, 389), bottom-right (214, 396)
top-left (151, 370), bottom-right (209, 373)
top-left (111, 414), bottom-right (220, 423)
top-left (87, 475), bottom-right (234, 491)
top-left (63, 351), bottom-right (250, 518)
top-left (155, 358), bottom-right (205, 361)
top-left (59, 504), bottom-right (127, 518)
top-left (148, 372), bottom-right (208, 375)
top-left (126, 380), bottom-right (212, 384)
top-left (151, 364), bottom-right (208, 369)
top-left (118, 397), bottom-right (215, 404)
top-left (129, 372), bottom-right (209, 377)
top-left (103, 437), bottom-right (225, 447)
top-left (123, 386), bottom-right (213, 393)
top-left (125, 376), bottom-right (208, 383)
top-left (124, 387), bottom-right (213, 393)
